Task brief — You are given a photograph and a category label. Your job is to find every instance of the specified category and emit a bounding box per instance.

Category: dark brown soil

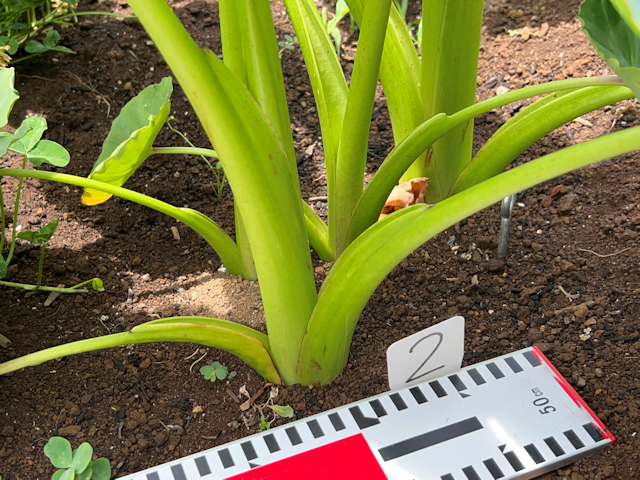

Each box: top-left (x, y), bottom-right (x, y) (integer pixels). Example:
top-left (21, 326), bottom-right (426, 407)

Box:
top-left (1, 1), bottom-right (639, 479)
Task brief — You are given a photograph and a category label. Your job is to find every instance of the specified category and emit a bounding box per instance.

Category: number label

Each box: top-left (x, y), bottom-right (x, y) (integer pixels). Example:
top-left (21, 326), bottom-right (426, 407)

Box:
top-left (387, 316), bottom-right (465, 390)
top-left (531, 387), bottom-right (556, 414)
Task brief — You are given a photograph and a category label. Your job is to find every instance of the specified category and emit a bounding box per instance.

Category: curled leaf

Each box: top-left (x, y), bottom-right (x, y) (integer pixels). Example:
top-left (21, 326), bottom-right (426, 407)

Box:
top-left (91, 278), bottom-right (105, 292)
top-left (0, 67), bottom-right (18, 128)
top-left (379, 177), bottom-right (430, 219)
top-left (269, 404), bottom-right (294, 418)
top-left (82, 77), bottom-right (173, 205)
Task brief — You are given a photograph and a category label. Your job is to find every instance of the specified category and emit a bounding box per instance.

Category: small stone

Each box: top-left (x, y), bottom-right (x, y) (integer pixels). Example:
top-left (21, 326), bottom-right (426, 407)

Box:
top-left (153, 432), bottom-right (168, 447)
top-left (602, 466), bottom-right (615, 478)
top-left (495, 85), bottom-right (510, 95)
top-left (477, 237), bottom-right (498, 250)
top-left (58, 425), bottom-right (82, 437)
top-left (132, 256), bottom-right (142, 266)
top-left (482, 258), bottom-right (505, 272)
top-left (575, 303), bottom-right (589, 318)
top-left (557, 193), bottom-right (578, 215)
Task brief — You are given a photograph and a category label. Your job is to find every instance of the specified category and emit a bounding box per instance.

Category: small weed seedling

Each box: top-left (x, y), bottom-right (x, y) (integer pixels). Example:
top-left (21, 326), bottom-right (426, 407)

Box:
top-left (200, 361), bottom-right (237, 382)
top-left (44, 436), bottom-right (111, 480)
top-left (277, 34), bottom-right (299, 57)
top-left (0, 67), bottom-right (103, 294)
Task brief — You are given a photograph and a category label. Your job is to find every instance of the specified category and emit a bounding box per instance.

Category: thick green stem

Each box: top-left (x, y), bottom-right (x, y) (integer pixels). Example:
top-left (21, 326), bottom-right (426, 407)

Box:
top-left (297, 125), bottom-right (640, 384)
top-left (330, 0), bottom-right (392, 256)
top-left (410, 0), bottom-right (484, 201)
top-left (0, 168), bottom-right (248, 277)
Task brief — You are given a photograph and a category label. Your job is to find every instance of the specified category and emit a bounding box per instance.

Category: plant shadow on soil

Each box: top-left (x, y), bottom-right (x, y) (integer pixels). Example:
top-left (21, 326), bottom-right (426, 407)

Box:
top-left (0, 0), bottom-right (639, 479)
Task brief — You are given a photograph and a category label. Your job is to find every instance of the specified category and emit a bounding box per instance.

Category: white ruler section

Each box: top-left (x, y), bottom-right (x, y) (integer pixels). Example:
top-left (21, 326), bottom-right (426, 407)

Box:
top-left (119, 347), bottom-right (614, 480)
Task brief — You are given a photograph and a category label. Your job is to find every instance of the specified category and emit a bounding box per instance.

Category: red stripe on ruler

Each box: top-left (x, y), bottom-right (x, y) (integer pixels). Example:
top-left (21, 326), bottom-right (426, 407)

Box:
top-left (532, 346), bottom-right (615, 444)
top-left (225, 433), bottom-right (388, 480)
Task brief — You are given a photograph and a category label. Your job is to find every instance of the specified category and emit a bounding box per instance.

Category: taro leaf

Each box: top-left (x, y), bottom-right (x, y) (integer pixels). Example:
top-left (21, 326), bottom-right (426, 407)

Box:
top-left (9, 116), bottom-right (47, 153)
top-left (579, 0), bottom-right (640, 99)
top-left (200, 365), bottom-right (214, 380)
top-left (44, 437), bottom-right (73, 469)
top-left (71, 442), bottom-right (92, 474)
top-left (0, 67), bottom-right (18, 129)
top-left (610, 0), bottom-right (640, 36)
top-left (21, 140), bottom-right (70, 167)
top-left (270, 405), bottom-right (294, 418)
top-left (92, 458), bottom-right (112, 480)
top-left (0, 255), bottom-right (7, 280)
top-left (82, 77), bottom-right (173, 205)
top-left (18, 218), bottom-right (59, 245)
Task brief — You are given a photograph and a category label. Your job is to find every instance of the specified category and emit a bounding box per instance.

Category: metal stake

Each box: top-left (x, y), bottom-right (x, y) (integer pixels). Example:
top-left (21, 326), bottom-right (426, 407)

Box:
top-left (498, 194), bottom-right (516, 259)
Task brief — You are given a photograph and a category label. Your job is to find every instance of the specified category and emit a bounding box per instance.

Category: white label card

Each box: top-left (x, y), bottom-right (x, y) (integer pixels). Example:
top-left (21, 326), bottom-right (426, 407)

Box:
top-left (386, 315), bottom-right (465, 391)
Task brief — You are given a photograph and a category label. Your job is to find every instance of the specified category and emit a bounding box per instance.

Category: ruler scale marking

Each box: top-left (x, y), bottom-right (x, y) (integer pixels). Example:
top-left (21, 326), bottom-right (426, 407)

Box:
top-left (120, 347), bottom-right (613, 480)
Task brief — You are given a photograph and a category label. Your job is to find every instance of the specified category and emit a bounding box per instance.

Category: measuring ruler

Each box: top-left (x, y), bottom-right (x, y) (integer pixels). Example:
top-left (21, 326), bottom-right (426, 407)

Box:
top-left (120, 347), bottom-right (613, 480)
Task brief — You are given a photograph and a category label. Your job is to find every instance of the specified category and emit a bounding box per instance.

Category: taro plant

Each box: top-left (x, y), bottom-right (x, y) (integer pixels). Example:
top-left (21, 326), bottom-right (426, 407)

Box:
top-left (44, 437), bottom-right (111, 480)
top-left (1, 0), bottom-right (640, 387)
top-left (0, 67), bottom-right (103, 293)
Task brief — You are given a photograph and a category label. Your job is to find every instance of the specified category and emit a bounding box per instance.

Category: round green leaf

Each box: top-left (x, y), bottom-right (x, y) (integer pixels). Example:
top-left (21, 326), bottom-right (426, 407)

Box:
top-left (24, 40), bottom-right (47, 54)
top-left (44, 437), bottom-right (73, 469)
top-left (579, 0), bottom-right (640, 99)
top-left (51, 469), bottom-right (66, 480)
top-left (215, 367), bottom-right (228, 380)
top-left (82, 77), bottom-right (173, 205)
top-left (0, 67), bottom-right (18, 129)
top-left (212, 361), bottom-right (221, 368)
top-left (43, 29), bottom-right (61, 49)
top-left (59, 469), bottom-right (75, 480)
top-left (71, 442), bottom-right (92, 474)
top-left (77, 464), bottom-right (92, 480)
top-left (17, 139), bottom-right (70, 167)
top-left (200, 365), bottom-right (214, 380)
top-left (91, 458), bottom-right (112, 480)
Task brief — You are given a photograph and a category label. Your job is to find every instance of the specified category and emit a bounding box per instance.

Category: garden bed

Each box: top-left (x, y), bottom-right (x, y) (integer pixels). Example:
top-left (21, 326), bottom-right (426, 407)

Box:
top-left (0, 0), bottom-right (639, 478)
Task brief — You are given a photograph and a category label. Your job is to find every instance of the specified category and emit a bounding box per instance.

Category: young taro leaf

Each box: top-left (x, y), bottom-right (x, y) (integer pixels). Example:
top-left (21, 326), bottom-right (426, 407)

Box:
top-left (0, 67), bottom-right (19, 129)
top-left (71, 442), bottom-right (93, 474)
top-left (81, 77), bottom-right (173, 205)
top-left (17, 219), bottom-right (59, 245)
top-left (21, 140), bottom-right (70, 167)
top-left (91, 458), bottom-right (112, 480)
top-left (92, 278), bottom-right (105, 292)
top-left (9, 116), bottom-right (47, 153)
top-left (44, 437), bottom-right (73, 469)
top-left (579, 0), bottom-right (640, 99)
top-left (270, 405), bottom-right (294, 418)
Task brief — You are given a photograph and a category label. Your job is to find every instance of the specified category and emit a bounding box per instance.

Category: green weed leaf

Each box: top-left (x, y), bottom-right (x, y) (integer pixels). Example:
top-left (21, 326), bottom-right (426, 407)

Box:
top-left (71, 442), bottom-right (92, 473)
top-left (91, 458), bottom-right (111, 480)
top-left (215, 367), bottom-right (228, 380)
top-left (43, 29), bottom-right (60, 49)
top-left (51, 470), bottom-right (67, 480)
top-left (82, 77), bottom-right (173, 205)
top-left (18, 219), bottom-right (59, 245)
top-left (24, 40), bottom-right (47, 54)
top-left (0, 67), bottom-right (18, 129)
top-left (0, 36), bottom-right (19, 55)
top-left (44, 437), bottom-right (73, 469)
top-left (200, 365), bottom-right (214, 380)
top-left (270, 405), bottom-right (294, 418)
top-left (59, 469), bottom-right (75, 480)
top-left (9, 116), bottom-right (47, 154)
top-left (23, 139), bottom-right (70, 167)
top-left (579, 0), bottom-right (640, 98)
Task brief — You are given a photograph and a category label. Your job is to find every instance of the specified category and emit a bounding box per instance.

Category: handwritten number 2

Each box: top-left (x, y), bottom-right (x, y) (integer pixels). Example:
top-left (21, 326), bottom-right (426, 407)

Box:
top-left (405, 332), bottom-right (445, 383)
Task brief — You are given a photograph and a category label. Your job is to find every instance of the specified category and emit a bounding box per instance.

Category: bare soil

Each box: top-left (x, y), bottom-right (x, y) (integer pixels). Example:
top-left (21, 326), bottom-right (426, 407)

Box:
top-left (0, 0), bottom-right (639, 479)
